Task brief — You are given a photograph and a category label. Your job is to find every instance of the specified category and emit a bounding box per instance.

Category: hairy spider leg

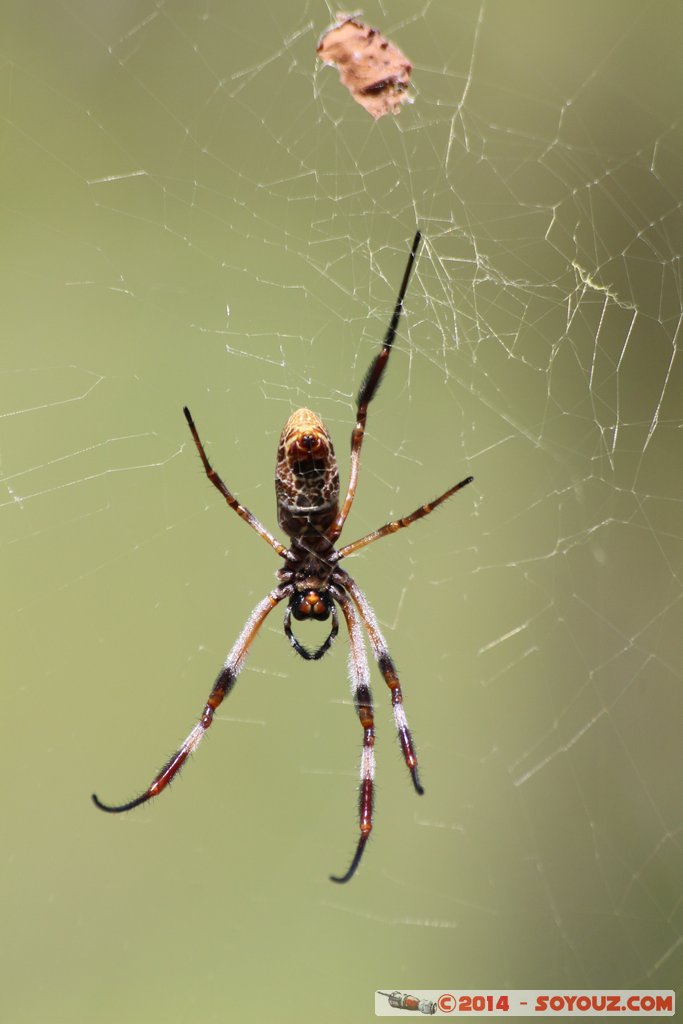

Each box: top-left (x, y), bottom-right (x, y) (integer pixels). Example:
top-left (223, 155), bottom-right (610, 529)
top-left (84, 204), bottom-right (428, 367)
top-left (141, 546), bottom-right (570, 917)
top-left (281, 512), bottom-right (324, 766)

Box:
top-left (339, 572), bottom-right (423, 795)
top-left (330, 230), bottom-right (422, 541)
top-left (183, 405), bottom-right (293, 561)
top-left (334, 475), bottom-right (474, 561)
top-left (329, 585), bottom-right (376, 883)
top-left (92, 587), bottom-right (288, 813)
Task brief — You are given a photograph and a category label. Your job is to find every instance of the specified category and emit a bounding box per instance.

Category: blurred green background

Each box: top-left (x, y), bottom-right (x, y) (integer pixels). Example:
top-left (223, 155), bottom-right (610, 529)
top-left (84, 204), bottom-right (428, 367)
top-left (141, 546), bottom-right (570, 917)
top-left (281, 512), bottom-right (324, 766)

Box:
top-left (2, 1), bottom-right (682, 1021)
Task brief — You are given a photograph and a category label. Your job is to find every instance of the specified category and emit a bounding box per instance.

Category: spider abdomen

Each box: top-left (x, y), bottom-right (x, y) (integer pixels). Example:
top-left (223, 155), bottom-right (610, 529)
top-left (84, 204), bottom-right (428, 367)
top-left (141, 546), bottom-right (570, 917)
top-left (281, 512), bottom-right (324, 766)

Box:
top-left (276, 407), bottom-right (340, 542)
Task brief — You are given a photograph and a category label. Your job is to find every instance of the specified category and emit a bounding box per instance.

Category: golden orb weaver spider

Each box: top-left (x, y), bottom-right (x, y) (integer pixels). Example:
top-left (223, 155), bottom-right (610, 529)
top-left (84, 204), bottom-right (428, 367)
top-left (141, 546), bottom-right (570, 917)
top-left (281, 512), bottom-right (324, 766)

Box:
top-left (92, 231), bottom-right (473, 883)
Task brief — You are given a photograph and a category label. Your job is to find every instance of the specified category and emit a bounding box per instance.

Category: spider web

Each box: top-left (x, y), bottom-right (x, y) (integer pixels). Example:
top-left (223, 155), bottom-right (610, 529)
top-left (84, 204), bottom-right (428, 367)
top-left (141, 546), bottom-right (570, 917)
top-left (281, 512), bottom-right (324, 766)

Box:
top-left (2, 2), bottom-right (682, 1022)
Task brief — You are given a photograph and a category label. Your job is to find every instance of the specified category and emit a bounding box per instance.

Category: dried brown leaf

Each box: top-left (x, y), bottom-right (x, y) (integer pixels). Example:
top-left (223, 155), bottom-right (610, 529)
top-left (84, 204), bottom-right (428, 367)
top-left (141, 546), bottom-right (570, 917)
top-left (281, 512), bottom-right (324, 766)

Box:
top-left (317, 14), bottom-right (413, 120)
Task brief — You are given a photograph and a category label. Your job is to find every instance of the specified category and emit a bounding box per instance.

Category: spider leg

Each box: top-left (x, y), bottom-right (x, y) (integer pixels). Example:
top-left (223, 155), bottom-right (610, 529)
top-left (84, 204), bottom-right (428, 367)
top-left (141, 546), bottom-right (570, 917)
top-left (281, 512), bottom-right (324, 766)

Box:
top-left (329, 585), bottom-right (375, 884)
top-left (92, 586), bottom-right (288, 813)
top-left (283, 602), bottom-right (339, 661)
top-left (330, 231), bottom-right (422, 541)
top-left (338, 571), bottom-right (423, 795)
top-left (333, 475), bottom-right (473, 561)
top-left (183, 406), bottom-right (293, 561)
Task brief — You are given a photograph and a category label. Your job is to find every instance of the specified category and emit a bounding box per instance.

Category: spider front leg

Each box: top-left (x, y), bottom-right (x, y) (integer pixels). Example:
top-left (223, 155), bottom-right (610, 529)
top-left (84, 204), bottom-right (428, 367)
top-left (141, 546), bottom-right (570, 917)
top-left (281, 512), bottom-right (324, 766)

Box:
top-left (92, 586), bottom-right (287, 813)
top-left (329, 585), bottom-right (376, 883)
top-left (339, 572), bottom-right (424, 795)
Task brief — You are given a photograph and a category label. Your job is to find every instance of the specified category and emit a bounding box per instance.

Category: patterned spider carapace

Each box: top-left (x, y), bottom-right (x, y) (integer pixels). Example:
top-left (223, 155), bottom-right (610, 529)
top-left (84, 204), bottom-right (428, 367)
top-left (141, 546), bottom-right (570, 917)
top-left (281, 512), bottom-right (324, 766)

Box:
top-left (92, 231), bottom-right (473, 883)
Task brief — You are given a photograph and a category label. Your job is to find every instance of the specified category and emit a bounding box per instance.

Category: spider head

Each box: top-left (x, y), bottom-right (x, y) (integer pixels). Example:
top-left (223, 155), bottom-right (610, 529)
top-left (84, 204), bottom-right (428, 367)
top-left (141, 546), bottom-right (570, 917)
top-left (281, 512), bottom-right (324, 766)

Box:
top-left (290, 589), bottom-right (332, 622)
top-left (285, 589), bottom-right (338, 661)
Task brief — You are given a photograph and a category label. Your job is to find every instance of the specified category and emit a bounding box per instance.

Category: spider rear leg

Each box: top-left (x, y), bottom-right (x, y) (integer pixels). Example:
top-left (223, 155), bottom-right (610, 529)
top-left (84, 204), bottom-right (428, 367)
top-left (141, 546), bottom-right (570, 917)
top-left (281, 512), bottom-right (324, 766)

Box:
top-left (183, 406), bottom-right (291, 560)
top-left (330, 230), bottom-right (422, 541)
top-left (334, 475), bottom-right (474, 561)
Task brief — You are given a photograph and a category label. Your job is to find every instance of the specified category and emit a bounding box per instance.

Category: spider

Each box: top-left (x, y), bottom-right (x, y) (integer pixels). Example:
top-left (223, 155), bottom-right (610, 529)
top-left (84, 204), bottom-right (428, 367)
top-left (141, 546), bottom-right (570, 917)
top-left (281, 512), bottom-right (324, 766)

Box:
top-left (92, 231), bottom-right (473, 883)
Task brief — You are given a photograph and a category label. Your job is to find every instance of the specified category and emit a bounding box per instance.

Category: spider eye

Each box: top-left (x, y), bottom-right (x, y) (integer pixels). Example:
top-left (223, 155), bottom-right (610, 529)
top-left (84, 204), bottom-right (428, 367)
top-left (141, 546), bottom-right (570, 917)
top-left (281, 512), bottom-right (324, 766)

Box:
top-left (291, 591), bottom-right (330, 621)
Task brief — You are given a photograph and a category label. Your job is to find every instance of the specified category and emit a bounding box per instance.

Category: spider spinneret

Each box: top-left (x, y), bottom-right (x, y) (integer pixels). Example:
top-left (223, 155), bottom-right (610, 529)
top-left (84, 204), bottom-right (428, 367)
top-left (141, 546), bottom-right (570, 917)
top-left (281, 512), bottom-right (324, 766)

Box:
top-left (92, 230), bottom-right (474, 883)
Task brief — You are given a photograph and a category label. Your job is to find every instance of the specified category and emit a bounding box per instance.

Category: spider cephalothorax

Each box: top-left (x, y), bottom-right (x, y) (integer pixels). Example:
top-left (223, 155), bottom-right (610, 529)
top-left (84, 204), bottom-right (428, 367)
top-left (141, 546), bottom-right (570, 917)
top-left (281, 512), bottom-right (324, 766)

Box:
top-left (92, 231), bottom-right (474, 883)
top-left (283, 586), bottom-right (338, 662)
top-left (289, 589), bottom-right (333, 621)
